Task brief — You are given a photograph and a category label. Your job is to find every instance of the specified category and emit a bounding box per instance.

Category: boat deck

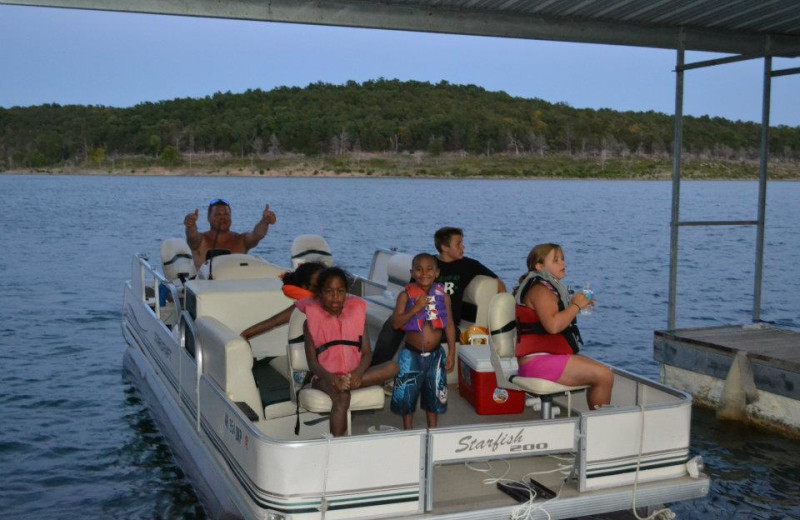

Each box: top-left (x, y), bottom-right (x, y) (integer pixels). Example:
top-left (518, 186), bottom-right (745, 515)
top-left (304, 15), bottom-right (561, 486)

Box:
top-left (261, 380), bottom-right (584, 441)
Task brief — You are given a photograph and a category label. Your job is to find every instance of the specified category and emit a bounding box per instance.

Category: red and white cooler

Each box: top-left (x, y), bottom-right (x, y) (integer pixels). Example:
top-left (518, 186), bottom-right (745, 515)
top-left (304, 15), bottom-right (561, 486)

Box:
top-left (458, 345), bottom-right (525, 415)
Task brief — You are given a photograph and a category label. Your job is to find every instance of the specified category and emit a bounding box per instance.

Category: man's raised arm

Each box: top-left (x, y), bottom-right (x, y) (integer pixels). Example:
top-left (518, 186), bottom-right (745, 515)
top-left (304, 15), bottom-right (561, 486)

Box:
top-left (184, 208), bottom-right (202, 249)
top-left (243, 203), bottom-right (277, 251)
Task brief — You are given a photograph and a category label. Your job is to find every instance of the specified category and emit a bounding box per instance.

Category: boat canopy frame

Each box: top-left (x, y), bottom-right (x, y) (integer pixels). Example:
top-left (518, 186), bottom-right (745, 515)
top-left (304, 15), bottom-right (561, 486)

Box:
top-left (4, 0), bottom-right (800, 328)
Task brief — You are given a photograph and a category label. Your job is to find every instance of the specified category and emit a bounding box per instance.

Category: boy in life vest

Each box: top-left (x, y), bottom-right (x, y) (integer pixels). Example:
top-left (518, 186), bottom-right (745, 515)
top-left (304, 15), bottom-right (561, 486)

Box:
top-left (389, 254), bottom-right (456, 429)
top-left (298, 267), bottom-right (398, 437)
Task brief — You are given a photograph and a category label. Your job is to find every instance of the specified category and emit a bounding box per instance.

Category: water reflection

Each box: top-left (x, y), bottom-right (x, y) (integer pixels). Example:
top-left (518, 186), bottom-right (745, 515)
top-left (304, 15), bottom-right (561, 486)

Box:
top-left (119, 377), bottom-right (205, 520)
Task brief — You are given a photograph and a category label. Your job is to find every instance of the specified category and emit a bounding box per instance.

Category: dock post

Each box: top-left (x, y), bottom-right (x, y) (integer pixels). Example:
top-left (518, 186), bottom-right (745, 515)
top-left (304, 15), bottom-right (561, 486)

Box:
top-left (668, 38), bottom-right (685, 331)
top-left (753, 45), bottom-right (772, 322)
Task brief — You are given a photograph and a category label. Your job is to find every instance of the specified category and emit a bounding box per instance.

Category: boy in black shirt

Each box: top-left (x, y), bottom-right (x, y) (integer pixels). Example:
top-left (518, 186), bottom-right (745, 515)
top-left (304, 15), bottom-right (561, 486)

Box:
top-left (434, 227), bottom-right (506, 328)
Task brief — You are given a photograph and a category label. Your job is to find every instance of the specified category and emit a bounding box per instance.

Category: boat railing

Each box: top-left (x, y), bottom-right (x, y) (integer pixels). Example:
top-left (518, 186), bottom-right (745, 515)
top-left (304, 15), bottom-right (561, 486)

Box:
top-left (179, 309), bottom-right (203, 433)
top-left (131, 253), bottom-right (182, 326)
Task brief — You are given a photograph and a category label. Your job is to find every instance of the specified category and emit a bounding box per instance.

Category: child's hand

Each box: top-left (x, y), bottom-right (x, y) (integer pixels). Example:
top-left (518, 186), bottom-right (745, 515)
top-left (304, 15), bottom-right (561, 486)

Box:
top-left (349, 372), bottom-right (362, 390)
top-left (332, 374), bottom-right (350, 392)
top-left (410, 295), bottom-right (429, 313)
top-left (445, 354), bottom-right (455, 373)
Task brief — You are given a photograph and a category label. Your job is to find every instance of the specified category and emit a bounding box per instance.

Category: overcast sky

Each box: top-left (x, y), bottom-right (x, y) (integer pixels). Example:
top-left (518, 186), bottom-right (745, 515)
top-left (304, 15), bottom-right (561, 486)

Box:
top-left (1, 4), bottom-right (798, 126)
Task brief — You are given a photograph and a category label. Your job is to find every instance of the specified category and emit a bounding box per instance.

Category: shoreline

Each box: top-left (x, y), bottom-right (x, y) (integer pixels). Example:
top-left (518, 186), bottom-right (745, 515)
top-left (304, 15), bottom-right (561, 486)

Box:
top-left (4, 168), bottom-right (799, 181)
top-left (3, 152), bottom-right (799, 180)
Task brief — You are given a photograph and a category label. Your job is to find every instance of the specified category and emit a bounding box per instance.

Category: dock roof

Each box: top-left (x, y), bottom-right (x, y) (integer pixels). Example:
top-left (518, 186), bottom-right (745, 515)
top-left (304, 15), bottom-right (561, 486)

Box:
top-left (3, 0), bottom-right (800, 56)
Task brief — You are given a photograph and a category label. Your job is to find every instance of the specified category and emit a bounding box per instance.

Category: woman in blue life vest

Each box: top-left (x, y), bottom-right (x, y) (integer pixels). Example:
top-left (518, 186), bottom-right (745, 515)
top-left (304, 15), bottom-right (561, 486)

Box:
top-left (298, 267), bottom-right (398, 436)
top-left (514, 243), bottom-right (613, 409)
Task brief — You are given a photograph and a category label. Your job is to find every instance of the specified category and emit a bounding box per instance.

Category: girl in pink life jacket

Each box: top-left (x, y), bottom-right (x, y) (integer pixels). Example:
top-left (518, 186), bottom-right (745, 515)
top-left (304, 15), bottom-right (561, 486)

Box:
top-left (297, 267), bottom-right (398, 437)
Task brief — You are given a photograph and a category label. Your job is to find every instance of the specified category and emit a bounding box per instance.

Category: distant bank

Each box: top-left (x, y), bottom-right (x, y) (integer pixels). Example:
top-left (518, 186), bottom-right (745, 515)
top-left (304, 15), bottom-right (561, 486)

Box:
top-left (3, 152), bottom-right (799, 180)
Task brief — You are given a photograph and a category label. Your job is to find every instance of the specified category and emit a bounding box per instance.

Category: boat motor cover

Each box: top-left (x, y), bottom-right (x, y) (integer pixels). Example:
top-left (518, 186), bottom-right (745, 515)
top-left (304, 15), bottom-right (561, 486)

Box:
top-left (161, 238), bottom-right (196, 282)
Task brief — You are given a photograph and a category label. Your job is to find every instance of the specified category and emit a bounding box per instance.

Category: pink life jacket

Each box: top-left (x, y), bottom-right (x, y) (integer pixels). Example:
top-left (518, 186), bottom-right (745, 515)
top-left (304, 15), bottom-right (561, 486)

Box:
top-left (297, 295), bottom-right (366, 375)
top-left (402, 282), bottom-right (448, 332)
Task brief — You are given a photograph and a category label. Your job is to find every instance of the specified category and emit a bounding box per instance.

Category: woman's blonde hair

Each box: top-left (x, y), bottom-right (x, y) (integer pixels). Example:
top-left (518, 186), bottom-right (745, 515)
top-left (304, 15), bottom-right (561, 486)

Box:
top-left (515, 243), bottom-right (564, 291)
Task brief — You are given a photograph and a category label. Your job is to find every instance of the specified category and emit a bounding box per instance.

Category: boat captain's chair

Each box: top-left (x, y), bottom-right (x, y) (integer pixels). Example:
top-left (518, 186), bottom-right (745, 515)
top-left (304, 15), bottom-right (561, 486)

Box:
top-left (158, 238), bottom-right (197, 325)
top-left (161, 238), bottom-right (196, 284)
top-left (290, 235), bottom-right (334, 269)
top-left (286, 308), bottom-right (385, 435)
top-left (488, 293), bottom-right (588, 419)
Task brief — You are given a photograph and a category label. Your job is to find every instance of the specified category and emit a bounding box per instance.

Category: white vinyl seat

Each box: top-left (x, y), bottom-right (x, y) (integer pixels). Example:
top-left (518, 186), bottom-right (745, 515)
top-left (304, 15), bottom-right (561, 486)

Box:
top-left (159, 238), bottom-right (196, 325)
top-left (160, 238), bottom-right (197, 283)
top-left (286, 308), bottom-right (384, 435)
top-left (290, 235), bottom-right (334, 269)
top-left (488, 293), bottom-right (587, 419)
top-left (202, 253), bottom-right (286, 280)
top-left (459, 274), bottom-right (499, 331)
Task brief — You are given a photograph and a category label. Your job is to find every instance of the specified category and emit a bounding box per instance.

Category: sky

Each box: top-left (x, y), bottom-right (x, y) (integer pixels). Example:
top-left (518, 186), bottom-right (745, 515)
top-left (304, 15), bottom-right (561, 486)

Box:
top-left (1, 4), bottom-right (799, 126)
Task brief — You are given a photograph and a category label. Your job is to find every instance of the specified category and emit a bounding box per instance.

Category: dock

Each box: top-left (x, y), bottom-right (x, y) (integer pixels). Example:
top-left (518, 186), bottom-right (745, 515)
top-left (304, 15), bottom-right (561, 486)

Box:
top-left (654, 323), bottom-right (800, 438)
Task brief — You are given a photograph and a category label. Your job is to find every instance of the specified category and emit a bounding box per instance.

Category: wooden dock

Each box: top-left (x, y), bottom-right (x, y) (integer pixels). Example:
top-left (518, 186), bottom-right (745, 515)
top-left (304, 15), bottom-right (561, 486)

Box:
top-left (654, 323), bottom-right (800, 437)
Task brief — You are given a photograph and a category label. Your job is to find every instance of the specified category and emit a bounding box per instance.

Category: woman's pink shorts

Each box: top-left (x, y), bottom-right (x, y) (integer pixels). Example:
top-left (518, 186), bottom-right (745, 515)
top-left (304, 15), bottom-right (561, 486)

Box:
top-left (517, 354), bottom-right (570, 382)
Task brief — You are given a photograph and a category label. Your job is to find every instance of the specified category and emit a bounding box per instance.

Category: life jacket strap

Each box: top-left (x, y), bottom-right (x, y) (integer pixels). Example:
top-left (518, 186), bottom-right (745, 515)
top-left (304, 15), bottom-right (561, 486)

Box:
top-left (517, 322), bottom-right (548, 335)
top-left (315, 338), bottom-right (361, 355)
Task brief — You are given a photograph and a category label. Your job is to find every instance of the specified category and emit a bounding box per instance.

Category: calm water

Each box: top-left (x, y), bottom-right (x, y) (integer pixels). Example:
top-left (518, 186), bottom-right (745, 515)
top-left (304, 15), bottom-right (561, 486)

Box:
top-left (0, 174), bottom-right (798, 519)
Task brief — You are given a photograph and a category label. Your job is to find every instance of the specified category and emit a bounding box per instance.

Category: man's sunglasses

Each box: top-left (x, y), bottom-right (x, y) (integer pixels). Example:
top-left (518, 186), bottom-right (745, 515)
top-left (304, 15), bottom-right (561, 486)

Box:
top-left (209, 198), bottom-right (230, 207)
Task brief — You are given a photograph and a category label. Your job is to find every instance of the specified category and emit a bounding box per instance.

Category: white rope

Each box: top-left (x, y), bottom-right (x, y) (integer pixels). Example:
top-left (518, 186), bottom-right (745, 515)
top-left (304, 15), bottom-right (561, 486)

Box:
top-left (320, 432), bottom-right (333, 520)
top-left (631, 386), bottom-right (676, 520)
top-left (465, 458), bottom-right (511, 484)
top-left (464, 457), bottom-right (578, 520)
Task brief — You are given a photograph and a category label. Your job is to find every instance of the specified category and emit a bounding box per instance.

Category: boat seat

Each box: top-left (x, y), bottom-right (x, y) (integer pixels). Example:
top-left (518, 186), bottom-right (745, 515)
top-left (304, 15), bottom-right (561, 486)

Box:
top-left (488, 293), bottom-right (588, 419)
top-left (186, 278), bottom-right (293, 359)
top-left (290, 235), bottom-right (334, 269)
top-left (158, 238), bottom-right (196, 324)
top-left (286, 308), bottom-right (385, 435)
top-left (362, 252), bottom-right (412, 332)
top-left (459, 274), bottom-right (499, 331)
top-left (160, 237), bottom-right (196, 283)
top-left (385, 253), bottom-right (413, 301)
top-left (196, 316), bottom-right (264, 421)
top-left (203, 253), bottom-right (286, 281)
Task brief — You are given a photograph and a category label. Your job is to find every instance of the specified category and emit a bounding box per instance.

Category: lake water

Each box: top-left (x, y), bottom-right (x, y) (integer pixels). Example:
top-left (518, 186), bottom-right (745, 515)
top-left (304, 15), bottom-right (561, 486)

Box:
top-left (0, 174), bottom-right (798, 519)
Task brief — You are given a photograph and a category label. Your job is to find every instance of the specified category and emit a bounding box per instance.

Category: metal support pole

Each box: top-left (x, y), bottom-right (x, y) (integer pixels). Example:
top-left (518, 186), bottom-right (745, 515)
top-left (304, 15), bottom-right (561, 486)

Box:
top-left (753, 55), bottom-right (772, 322)
top-left (668, 44), bottom-right (684, 330)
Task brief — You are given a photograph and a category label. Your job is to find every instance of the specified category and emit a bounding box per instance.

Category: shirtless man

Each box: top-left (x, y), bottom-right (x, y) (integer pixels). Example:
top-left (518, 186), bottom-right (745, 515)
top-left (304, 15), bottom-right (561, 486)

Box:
top-left (184, 199), bottom-right (277, 270)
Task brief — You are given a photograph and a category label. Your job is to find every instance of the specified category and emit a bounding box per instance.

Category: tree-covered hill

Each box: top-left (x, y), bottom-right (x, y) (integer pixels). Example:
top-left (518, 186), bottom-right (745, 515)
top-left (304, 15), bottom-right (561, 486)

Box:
top-left (1, 78), bottom-right (798, 169)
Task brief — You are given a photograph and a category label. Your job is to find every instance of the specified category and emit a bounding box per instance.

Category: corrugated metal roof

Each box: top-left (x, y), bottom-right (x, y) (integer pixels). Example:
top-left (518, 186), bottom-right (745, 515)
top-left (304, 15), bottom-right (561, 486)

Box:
top-left (2, 0), bottom-right (800, 55)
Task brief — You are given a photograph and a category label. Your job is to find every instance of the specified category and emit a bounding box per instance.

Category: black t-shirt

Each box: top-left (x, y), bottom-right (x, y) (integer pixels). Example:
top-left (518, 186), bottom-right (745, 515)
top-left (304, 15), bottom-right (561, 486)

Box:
top-left (436, 256), bottom-right (498, 326)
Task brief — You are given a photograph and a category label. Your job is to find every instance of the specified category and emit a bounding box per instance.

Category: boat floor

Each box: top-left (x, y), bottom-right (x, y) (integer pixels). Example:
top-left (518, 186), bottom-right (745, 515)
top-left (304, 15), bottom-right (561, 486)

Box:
top-left (261, 381), bottom-right (585, 442)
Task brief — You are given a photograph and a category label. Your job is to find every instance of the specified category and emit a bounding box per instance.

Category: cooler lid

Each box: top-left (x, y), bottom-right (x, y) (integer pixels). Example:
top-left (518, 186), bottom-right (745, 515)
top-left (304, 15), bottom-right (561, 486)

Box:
top-left (458, 345), bottom-right (496, 372)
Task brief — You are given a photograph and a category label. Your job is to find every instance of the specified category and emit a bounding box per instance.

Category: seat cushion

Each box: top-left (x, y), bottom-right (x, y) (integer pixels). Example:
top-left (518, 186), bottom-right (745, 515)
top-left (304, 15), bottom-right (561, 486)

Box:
top-left (512, 376), bottom-right (588, 396)
top-left (298, 385), bottom-right (385, 413)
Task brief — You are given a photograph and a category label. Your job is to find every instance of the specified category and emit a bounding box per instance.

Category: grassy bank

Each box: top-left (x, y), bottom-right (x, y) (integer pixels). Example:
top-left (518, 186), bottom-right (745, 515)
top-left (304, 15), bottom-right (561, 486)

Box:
top-left (5, 152), bottom-right (800, 180)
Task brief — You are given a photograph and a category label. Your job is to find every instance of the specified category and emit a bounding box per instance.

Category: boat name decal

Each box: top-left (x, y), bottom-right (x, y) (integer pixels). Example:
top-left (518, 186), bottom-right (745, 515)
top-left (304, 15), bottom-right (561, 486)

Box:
top-left (154, 334), bottom-right (172, 359)
top-left (455, 428), bottom-right (525, 453)
top-left (224, 412), bottom-right (243, 444)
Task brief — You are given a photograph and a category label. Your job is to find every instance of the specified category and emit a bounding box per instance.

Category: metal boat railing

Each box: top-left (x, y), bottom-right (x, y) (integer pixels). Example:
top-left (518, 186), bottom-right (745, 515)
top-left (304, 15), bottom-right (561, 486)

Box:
top-left (131, 254), bottom-right (204, 431)
top-left (131, 253), bottom-right (182, 324)
top-left (180, 310), bottom-right (203, 433)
